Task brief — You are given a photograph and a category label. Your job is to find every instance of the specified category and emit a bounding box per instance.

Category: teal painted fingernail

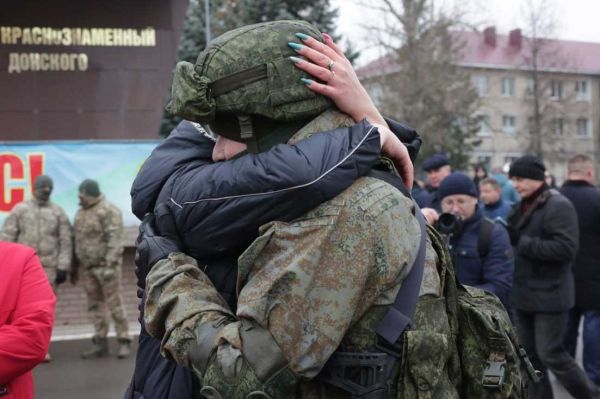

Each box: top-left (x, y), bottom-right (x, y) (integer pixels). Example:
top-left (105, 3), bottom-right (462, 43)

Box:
top-left (289, 56), bottom-right (303, 64)
top-left (295, 32), bottom-right (310, 41)
top-left (288, 42), bottom-right (303, 51)
top-left (301, 78), bottom-right (313, 85)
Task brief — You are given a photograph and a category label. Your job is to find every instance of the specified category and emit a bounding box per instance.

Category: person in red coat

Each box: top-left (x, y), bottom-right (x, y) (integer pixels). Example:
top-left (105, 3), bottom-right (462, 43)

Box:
top-left (0, 242), bottom-right (56, 399)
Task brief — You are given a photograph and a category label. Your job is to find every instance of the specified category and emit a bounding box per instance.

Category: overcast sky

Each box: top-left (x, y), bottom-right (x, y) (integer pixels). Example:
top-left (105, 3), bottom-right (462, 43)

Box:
top-left (331, 0), bottom-right (600, 66)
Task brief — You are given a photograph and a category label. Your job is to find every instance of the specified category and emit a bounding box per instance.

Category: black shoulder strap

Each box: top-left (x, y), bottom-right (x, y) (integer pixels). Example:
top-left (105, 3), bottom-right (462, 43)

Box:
top-left (366, 170), bottom-right (427, 345)
top-left (478, 218), bottom-right (495, 258)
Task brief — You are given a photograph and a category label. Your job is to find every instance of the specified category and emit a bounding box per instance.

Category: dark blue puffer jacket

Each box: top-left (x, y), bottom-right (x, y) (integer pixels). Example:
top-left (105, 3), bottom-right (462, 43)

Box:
top-left (127, 118), bottom-right (421, 399)
top-left (450, 208), bottom-right (514, 310)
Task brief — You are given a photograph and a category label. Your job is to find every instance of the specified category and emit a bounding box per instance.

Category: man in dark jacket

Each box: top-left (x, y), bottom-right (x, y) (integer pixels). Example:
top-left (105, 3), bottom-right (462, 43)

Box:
top-left (507, 155), bottom-right (599, 399)
top-left (437, 173), bottom-right (513, 310)
top-left (560, 153), bottom-right (600, 387)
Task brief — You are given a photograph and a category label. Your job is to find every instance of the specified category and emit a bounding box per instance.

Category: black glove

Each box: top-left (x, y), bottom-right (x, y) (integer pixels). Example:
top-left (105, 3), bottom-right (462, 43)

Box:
top-left (55, 269), bottom-right (68, 285)
top-left (135, 204), bottom-right (182, 290)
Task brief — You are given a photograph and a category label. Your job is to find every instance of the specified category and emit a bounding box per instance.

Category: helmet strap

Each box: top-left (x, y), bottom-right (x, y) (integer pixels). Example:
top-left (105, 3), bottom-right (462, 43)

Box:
top-left (238, 114), bottom-right (259, 153)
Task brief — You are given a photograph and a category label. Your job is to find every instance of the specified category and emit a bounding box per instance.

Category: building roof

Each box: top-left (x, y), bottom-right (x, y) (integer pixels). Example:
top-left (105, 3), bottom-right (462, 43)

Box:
top-left (357, 28), bottom-right (600, 79)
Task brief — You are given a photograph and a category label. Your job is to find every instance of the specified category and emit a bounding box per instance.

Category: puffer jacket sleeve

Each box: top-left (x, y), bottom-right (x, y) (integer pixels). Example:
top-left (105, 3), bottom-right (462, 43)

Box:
top-left (477, 224), bottom-right (514, 303)
top-left (131, 121), bottom-right (214, 220)
top-left (167, 120), bottom-right (385, 257)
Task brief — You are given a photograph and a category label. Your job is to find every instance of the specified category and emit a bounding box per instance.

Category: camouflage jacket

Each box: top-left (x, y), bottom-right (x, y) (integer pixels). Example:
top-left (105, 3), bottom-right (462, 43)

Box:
top-left (1, 199), bottom-right (72, 272)
top-left (73, 195), bottom-right (123, 269)
top-left (144, 175), bottom-right (459, 398)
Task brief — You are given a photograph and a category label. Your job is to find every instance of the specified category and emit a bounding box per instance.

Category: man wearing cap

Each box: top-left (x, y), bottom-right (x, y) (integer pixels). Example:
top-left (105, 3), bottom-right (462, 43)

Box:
top-left (414, 153), bottom-right (451, 218)
top-left (507, 155), bottom-right (599, 399)
top-left (73, 179), bottom-right (131, 359)
top-left (437, 172), bottom-right (513, 311)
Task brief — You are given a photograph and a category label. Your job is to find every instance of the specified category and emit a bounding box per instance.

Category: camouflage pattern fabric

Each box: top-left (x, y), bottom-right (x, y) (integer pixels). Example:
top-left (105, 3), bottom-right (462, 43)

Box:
top-left (81, 267), bottom-right (130, 341)
top-left (426, 226), bottom-right (528, 398)
top-left (74, 195), bottom-right (123, 270)
top-left (73, 195), bottom-right (129, 341)
top-left (456, 285), bottom-right (526, 398)
top-left (144, 176), bottom-right (424, 398)
top-left (1, 199), bottom-right (72, 286)
top-left (167, 20), bottom-right (331, 136)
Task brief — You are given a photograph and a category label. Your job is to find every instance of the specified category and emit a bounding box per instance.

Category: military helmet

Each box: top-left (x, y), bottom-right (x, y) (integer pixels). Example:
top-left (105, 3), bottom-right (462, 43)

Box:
top-left (166, 20), bottom-right (332, 148)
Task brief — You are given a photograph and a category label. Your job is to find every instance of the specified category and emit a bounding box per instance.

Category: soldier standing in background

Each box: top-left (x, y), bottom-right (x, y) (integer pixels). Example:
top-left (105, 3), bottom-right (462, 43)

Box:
top-left (0, 174), bottom-right (72, 362)
top-left (1, 175), bottom-right (72, 287)
top-left (73, 179), bottom-right (131, 359)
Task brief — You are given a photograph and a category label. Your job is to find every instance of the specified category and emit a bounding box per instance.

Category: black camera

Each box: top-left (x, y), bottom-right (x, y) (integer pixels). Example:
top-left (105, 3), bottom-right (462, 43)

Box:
top-left (435, 213), bottom-right (463, 236)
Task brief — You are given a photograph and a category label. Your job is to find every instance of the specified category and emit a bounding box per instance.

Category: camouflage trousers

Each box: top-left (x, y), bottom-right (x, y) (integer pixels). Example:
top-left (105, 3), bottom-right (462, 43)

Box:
top-left (82, 267), bottom-right (130, 341)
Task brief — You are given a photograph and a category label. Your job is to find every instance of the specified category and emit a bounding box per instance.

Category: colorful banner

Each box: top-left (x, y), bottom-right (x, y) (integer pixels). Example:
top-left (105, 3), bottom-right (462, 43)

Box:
top-left (0, 141), bottom-right (159, 227)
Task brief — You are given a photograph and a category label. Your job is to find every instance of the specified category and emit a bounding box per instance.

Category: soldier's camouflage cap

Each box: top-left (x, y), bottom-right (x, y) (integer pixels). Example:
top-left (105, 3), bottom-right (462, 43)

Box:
top-left (166, 20), bottom-right (332, 146)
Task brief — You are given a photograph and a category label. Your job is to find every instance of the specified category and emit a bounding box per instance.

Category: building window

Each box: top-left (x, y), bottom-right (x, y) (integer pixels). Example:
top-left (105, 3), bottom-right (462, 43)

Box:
top-left (553, 118), bottom-right (564, 136)
top-left (474, 75), bottom-right (490, 96)
top-left (575, 80), bottom-right (590, 101)
top-left (551, 80), bottom-right (563, 100)
top-left (576, 118), bottom-right (591, 137)
top-left (477, 114), bottom-right (492, 135)
top-left (525, 78), bottom-right (535, 96)
top-left (502, 115), bottom-right (516, 135)
top-left (501, 77), bottom-right (515, 96)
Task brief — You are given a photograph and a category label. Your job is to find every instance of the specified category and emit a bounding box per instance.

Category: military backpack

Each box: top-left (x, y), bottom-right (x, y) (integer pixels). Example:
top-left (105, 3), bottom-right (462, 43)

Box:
top-left (316, 170), bottom-right (539, 398)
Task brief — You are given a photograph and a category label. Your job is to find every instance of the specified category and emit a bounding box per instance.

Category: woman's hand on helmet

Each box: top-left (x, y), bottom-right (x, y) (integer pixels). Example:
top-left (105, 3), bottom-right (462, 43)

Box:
top-left (290, 33), bottom-right (414, 188)
top-left (290, 33), bottom-right (385, 127)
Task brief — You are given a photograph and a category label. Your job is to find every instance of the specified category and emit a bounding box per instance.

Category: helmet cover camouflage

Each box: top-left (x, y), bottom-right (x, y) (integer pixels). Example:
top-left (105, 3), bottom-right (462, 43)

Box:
top-left (166, 20), bottom-right (332, 141)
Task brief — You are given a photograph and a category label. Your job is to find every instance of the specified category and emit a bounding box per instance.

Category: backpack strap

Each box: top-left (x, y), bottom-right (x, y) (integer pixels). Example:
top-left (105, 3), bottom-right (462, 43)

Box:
top-left (366, 170), bottom-right (427, 346)
top-left (477, 218), bottom-right (495, 259)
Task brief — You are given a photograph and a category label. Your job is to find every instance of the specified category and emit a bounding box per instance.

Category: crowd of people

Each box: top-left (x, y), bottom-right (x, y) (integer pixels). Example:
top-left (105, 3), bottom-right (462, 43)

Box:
top-left (413, 151), bottom-right (600, 398)
top-left (1, 18), bottom-right (599, 399)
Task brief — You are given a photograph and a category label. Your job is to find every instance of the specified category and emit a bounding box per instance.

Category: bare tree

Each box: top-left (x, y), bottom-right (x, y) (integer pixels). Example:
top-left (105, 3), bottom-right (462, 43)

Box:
top-left (520, 0), bottom-right (573, 161)
top-left (359, 0), bottom-right (481, 169)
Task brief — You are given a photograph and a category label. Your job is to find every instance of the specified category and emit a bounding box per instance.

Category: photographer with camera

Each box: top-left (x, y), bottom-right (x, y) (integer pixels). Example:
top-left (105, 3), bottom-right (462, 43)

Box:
top-left (436, 172), bottom-right (514, 312)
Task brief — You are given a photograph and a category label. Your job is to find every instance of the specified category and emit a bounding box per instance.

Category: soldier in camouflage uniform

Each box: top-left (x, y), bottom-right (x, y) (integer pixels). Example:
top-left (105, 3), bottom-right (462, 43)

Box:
top-left (1, 175), bottom-right (72, 289)
top-left (1, 174), bottom-right (71, 363)
top-left (73, 179), bottom-right (131, 359)
top-left (136, 21), bottom-right (461, 398)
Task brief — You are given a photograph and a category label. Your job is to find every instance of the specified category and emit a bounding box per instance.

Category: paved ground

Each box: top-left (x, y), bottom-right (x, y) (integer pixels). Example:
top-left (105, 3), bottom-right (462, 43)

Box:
top-left (32, 325), bottom-right (582, 398)
top-left (34, 338), bottom-right (137, 399)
